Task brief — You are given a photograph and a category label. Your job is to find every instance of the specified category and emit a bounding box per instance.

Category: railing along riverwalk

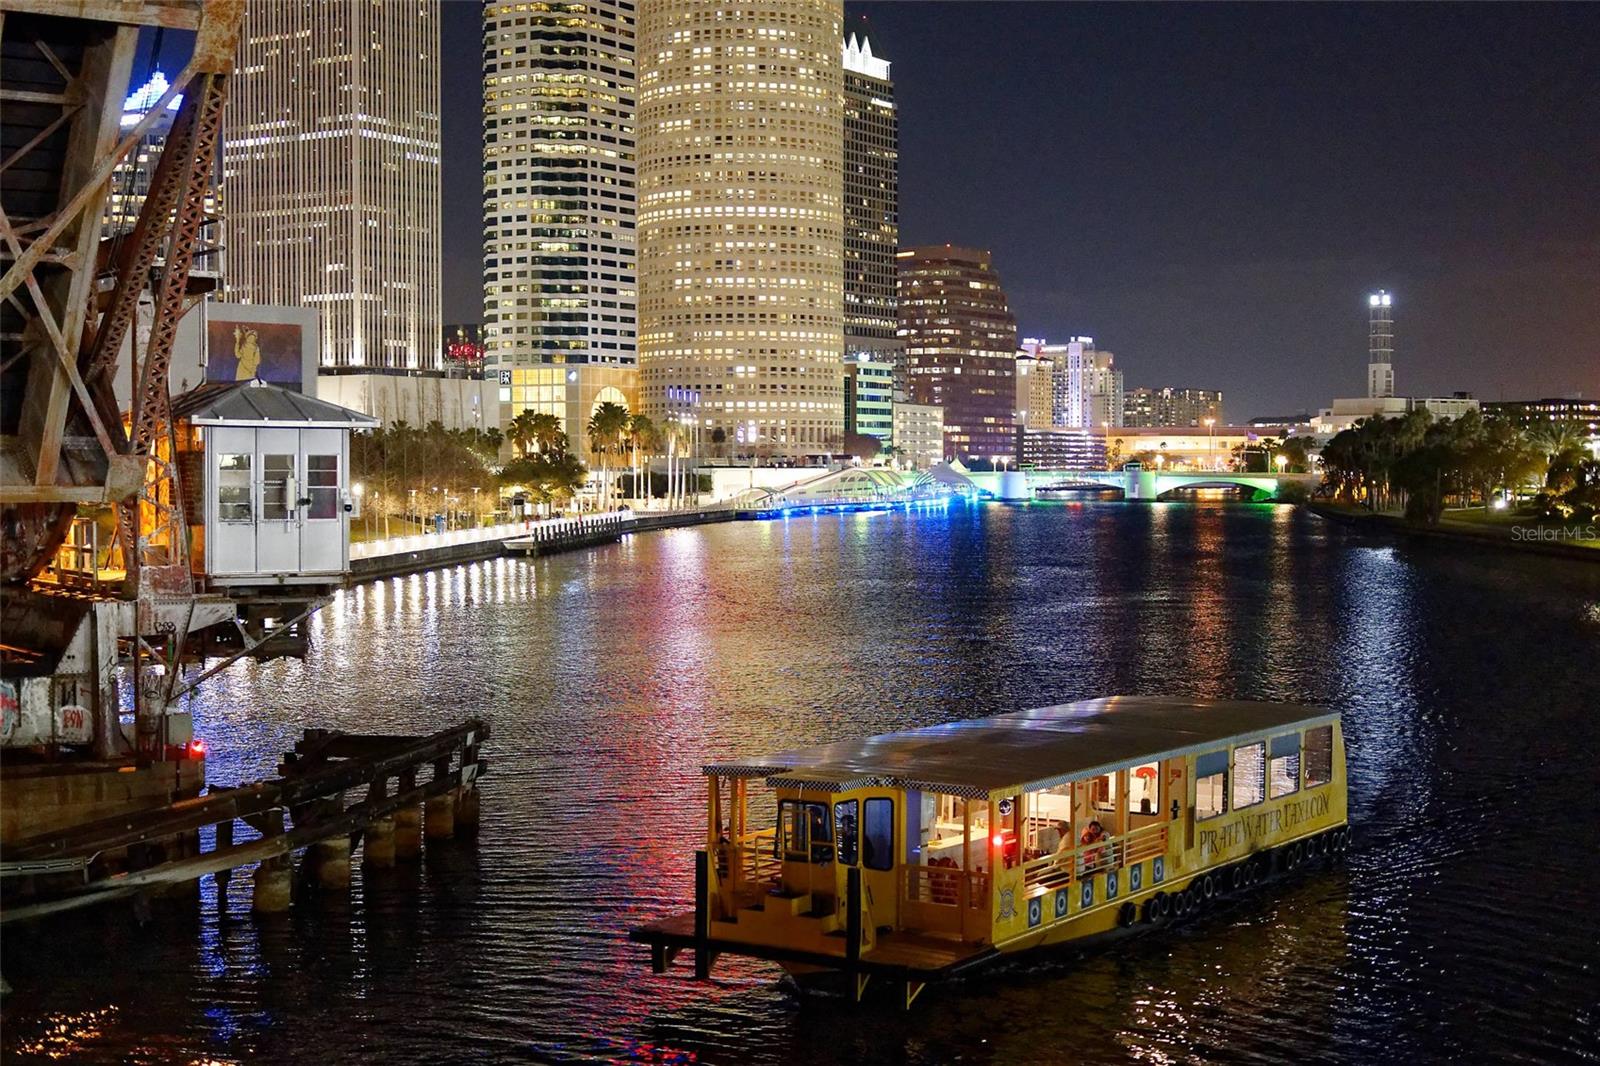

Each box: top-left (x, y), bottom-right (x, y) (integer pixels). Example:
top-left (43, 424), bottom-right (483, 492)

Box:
top-left (0, 719), bottom-right (488, 923)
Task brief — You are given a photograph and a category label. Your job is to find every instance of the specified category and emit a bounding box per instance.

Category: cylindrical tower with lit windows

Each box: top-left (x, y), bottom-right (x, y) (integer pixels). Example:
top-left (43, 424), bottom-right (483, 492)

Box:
top-left (636, 0), bottom-right (846, 458)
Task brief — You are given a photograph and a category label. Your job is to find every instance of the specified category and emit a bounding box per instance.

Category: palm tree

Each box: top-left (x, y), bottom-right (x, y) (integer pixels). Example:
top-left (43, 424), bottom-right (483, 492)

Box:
top-left (529, 412), bottom-right (565, 457)
top-left (505, 411), bottom-right (537, 458)
top-left (657, 416), bottom-right (693, 507)
top-left (627, 413), bottom-right (656, 505)
top-left (586, 401), bottom-right (630, 508)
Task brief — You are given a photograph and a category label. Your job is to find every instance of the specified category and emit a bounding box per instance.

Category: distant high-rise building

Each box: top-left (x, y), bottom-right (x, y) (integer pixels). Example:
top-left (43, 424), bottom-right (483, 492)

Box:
top-left (1014, 347), bottom-right (1056, 430)
top-left (842, 33), bottom-right (900, 388)
top-left (483, 1), bottom-right (636, 368)
top-left (1368, 289), bottom-right (1394, 399)
top-left (1123, 386), bottom-right (1223, 428)
top-left (844, 355), bottom-right (894, 444)
top-left (637, 0), bottom-right (846, 458)
top-left (892, 399), bottom-right (944, 470)
top-left (897, 245), bottom-right (1017, 461)
top-left (105, 70), bottom-right (223, 279)
top-left (1049, 337), bottom-right (1123, 430)
top-left (223, 0), bottom-right (442, 371)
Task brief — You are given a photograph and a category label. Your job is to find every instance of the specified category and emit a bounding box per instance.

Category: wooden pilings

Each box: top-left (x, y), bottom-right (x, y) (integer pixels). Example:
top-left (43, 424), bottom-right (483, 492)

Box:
top-left (424, 792), bottom-right (456, 839)
top-left (363, 816), bottom-right (396, 867)
top-left (3, 720), bottom-right (490, 926)
top-left (252, 858), bottom-right (292, 913)
top-left (694, 849), bottom-right (711, 980)
top-left (394, 805), bottom-right (424, 860)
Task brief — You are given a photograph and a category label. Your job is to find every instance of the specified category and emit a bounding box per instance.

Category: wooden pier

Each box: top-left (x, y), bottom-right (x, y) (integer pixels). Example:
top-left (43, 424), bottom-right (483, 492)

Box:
top-left (0, 719), bottom-right (488, 924)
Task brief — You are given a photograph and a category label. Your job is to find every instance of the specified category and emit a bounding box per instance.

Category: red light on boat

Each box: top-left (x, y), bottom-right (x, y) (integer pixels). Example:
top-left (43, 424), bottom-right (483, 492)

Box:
top-left (992, 833), bottom-right (1004, 848)
top-left (188, 739), bottom-right (207, 758)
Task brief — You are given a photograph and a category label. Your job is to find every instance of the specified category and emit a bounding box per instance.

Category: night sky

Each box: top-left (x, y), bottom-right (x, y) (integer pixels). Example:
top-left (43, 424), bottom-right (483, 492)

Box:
top-left (435, 2), bottom-right (1600, 419)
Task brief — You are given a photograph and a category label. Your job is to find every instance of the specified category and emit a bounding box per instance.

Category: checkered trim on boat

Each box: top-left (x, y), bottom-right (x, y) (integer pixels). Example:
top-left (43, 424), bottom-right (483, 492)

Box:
top-left (764, 774), bottom-right (884, 792)
top-left (702, 764), bottom-right (782, 778)
top-left (896, 778), bottom-right (991, 799)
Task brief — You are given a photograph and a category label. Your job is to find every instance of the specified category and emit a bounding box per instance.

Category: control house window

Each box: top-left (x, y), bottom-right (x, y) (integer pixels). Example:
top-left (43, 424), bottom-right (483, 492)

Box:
top-left (217, 454), bottom-right (252, 522)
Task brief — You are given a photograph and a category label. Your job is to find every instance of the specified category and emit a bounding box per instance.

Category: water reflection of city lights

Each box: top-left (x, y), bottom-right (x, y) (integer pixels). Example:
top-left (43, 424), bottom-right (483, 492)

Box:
top-left (13, 1007), bottom-right (118, 1059)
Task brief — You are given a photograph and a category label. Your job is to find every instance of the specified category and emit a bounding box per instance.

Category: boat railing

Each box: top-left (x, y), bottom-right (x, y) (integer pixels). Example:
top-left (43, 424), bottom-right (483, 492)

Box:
top-left (716, 827), bottom-right (779, 897)
top-left (902, 864), bottom-right (990, 910)
top-left (1020, 822), bottom-right (1169, 892)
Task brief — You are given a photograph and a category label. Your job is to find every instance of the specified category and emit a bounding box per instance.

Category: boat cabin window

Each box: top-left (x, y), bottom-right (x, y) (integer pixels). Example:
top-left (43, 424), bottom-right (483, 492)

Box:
top-left (863, 798), bottom-right (894, 871)
top-left (920, 794), bottom-right (990, 870)
top-left (1305, 725), bottom-right (1334, 788)
top-left (1128, 762), bottom-right (1160, 817)
top-left (777, 800), bottom-right (832, 862)
top-left (1196, 750), bottom-right (1228, 821)
top-left (1269, 733), bottom-right (1301, 798)
top-left (1029, 784), bottom-right (1073, 854)
top-left (834, 800), bottom-right (859, 865)
top-left (1232, 742), bottom-right (1266, 810)
top-left (1088, 773), bottom-right (1118, 814)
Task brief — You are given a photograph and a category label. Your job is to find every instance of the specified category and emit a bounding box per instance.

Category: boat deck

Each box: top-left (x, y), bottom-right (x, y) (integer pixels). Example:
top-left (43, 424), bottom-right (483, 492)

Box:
top-left (630, 912), bottom-right (997, 981)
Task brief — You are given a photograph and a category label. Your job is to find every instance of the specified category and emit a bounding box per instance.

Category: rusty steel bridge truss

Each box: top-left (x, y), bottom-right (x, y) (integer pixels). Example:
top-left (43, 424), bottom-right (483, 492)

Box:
top-left (1, 0), bottom-right (245, 759)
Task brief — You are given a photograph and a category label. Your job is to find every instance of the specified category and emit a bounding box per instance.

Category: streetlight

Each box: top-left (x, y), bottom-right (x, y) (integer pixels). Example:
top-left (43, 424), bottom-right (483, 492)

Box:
top-left (352, 481), bottom-right (366, 539)
top-left (1203, 417), bottom-right (1216, 470)
top-left (472, 486), bottom-right (481, 528)
top-left (1274, 453), bottom-right (1288, 473)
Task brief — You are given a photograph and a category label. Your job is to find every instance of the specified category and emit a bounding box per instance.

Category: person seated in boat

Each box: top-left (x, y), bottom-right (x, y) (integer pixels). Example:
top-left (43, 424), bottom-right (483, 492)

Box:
top-left (1051, 821), bottom-right (1073, 857)
top-left (1079, 820), bottom-right (1107, 871)
top-left (1035, 820), bottom-right (1062, 856)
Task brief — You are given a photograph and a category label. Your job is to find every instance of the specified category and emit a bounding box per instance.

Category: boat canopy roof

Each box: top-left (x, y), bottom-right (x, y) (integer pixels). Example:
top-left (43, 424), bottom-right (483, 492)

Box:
top-left (703, 696), bottom-right (1338, 800)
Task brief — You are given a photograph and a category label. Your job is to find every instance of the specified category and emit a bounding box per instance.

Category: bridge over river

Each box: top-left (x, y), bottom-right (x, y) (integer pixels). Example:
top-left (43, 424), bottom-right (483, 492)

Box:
top-left (963, 467), bottom-right (1318, 501)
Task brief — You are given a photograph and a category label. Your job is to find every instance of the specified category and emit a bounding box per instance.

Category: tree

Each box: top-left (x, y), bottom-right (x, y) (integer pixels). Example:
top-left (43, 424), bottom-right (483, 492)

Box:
top-left (627, 413), bottom-right (657, 503)
top-left (586, 401), bottom-right (630, 508)
top-left (1276, 435), bottom-right (1314, 474)
top-left (351, 421), bottom-right (497, 534)
top-left (499, 452), bottom-right (587, 516)
top-left (530, 412), bottom-right (565, 457)
top-left (505, 411), bottom-right (537, 458)
top-left (711, 426), bottom-right (728, 459)
top-left (842, 431), bottom-right (882, 462)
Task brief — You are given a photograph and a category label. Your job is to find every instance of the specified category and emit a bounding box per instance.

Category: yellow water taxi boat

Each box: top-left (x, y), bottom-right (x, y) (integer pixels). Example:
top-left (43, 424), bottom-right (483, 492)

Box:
top-left (632, 696), bottom-right (1349, 1006)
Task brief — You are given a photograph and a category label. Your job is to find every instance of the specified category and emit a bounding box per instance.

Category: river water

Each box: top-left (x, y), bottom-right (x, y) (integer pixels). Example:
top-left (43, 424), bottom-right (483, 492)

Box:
top-left (5, 501), bottom-right (1599, 1065)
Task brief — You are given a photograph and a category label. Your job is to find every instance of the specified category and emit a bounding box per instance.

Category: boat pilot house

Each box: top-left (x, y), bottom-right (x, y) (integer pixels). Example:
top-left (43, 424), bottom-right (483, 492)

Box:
top-left (633, 696), bottom-right (1349, 1006)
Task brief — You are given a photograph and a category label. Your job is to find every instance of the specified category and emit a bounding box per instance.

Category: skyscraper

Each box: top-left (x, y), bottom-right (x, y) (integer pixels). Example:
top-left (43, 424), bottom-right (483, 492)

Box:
top-left (897, 245), bottom-right (1017, 461)
top-left (1368, 289), bottom-right (1394, 399)
top-left (1122, 386), bottom-right (1223, 428)
top-left (842, 32), bottom-right (900, 387)
top-left (104, 70), bottom-right (223, 279)
top-left (483, 1), bottom-right (636, 368)
top-left (636, 0), bottom-right (846, 458)
top-left (1047, 337), bottom-right (1123, 430)
top-left (223, 0), bottom-right (441, 371)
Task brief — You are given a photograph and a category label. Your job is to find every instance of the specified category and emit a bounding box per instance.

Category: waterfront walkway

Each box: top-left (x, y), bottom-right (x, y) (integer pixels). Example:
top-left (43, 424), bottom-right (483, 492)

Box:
top-left (346, 507), bottom-right (742, 582)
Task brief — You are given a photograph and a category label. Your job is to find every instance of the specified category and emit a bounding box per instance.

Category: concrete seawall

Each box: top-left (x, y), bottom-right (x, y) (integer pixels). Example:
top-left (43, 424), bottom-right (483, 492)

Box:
top-left (1309, 504), bottom-right (1599, 563)
top-left (346, 508), bottom-right (743, 584)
